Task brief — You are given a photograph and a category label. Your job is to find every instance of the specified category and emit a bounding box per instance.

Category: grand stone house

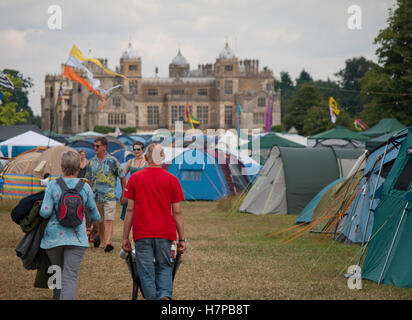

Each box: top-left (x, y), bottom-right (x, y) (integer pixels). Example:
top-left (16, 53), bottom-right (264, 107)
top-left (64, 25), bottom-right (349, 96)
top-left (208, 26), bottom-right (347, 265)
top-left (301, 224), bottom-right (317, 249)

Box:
top-left (41, 42), bottom-right (281, 134)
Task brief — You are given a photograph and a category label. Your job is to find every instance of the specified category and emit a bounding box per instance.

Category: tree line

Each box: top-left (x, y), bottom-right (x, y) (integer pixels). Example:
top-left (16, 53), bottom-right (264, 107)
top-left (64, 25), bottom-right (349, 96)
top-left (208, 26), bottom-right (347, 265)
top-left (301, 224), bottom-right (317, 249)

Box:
top-left (274, 0), bottom-right (412, 136)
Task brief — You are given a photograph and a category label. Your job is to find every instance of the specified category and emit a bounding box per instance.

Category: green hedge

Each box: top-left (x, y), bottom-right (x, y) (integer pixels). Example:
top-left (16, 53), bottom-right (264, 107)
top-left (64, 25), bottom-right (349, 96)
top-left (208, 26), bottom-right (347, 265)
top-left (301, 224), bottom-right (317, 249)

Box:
top-left (93, 126), bottom-right (137, 134)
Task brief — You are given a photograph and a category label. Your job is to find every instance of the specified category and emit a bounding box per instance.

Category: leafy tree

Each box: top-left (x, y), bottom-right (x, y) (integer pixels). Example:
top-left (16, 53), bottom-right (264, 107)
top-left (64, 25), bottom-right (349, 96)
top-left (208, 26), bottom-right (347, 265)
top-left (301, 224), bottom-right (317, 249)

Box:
top-left (2, 69), bottom-right (41, 126)
top-left (360, 0), bottom-right (412, 126)
top-left (284, 85), bottom-right (322, 134)
top-left (275, 71), bottom-right (295, 121)
top-left (334, 57), bottom-right (376, 116)
top-left (302, 103), bottom-right (355, 136)
top-left (0, 73), bottom-right (29, 125)
top-left (295, 69), bottom-right (313, 87)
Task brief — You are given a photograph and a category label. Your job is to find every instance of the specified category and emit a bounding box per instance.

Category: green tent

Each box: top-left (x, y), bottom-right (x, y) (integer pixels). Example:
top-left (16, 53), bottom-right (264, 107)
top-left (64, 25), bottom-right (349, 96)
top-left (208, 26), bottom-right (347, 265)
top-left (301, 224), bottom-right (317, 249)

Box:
top-left (362, 127), bottom-right (412, 287)
top-left (362, 118), bottom-right (406, 138)
top-left (245, 133), bottom-right (305, 162)
top-left (239, 146), bottom-right (363, 215)
top-left (365, 130), bottom-right (404, 151)
top-left (308, 126), bottom-right (370, 149)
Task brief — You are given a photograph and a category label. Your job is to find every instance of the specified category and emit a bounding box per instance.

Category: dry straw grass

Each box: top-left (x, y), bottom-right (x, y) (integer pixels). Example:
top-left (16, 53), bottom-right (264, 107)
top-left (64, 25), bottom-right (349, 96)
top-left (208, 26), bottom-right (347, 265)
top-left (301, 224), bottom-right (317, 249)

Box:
top-left (1, 198), bottom-right (411, 300)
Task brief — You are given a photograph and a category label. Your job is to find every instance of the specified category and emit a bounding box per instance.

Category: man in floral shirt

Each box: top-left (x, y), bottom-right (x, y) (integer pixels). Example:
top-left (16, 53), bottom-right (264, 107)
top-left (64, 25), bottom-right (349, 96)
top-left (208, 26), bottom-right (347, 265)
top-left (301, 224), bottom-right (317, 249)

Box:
top-left (86, 137), bottom-right (126, 252)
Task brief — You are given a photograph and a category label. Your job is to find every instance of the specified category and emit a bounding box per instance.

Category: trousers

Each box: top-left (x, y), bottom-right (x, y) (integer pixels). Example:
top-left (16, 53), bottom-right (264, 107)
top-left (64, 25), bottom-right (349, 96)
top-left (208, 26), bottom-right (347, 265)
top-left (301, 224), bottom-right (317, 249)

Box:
top-left (134, 238), bottom-right (173, 300)
top-left (46, 245), bottom-right (86, 300)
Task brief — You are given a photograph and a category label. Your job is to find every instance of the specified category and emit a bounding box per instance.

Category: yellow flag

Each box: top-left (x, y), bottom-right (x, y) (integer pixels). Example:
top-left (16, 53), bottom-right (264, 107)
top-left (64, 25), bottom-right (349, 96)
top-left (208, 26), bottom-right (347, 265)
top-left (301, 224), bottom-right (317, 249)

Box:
top-left (329, 97), bottom-right (340, 115)
top-left (70, 45), bottom-right (128, 79)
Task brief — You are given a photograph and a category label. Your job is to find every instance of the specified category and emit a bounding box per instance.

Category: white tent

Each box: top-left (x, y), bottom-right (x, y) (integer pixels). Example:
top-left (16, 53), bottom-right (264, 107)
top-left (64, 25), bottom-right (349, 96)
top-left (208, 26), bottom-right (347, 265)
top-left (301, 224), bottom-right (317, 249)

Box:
top-left (0, 130), bottom-right (63, 157)
top-left (76, 131), bottom-right (105, 136)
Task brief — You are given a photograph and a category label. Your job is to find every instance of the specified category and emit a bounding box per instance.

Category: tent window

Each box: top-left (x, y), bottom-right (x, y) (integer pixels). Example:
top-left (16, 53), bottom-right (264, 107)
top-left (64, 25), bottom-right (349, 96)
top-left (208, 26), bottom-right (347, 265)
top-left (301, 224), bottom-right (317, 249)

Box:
top-left (181, 170), bottom-right (202, 181)
top-left (393, 156), bottom-right (412, 191)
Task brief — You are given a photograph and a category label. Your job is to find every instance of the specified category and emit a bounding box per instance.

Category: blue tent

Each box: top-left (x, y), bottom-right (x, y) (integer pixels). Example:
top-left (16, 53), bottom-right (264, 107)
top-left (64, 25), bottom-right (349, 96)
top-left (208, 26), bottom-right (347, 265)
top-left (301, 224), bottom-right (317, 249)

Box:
top-left (338, 130), bottom-right (408, 244)
top-left (296, 177), bottom-right (347, 224)
top-left (166, 149), bottom-right (231, 200)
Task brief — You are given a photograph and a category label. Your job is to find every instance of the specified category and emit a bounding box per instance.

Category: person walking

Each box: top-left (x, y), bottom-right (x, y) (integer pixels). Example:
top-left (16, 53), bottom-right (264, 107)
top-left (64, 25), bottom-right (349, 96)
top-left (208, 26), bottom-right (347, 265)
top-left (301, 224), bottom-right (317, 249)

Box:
top-left (77, 149), bottom-right (88, 179)
top-left (122, 143), bottom-right (186, 300)
top-left (85, 137), bottom-right (126, 252)
top-left (39, 150), bottom-right (100, 300)
top-left (120, 141), bottom-right (147, 221)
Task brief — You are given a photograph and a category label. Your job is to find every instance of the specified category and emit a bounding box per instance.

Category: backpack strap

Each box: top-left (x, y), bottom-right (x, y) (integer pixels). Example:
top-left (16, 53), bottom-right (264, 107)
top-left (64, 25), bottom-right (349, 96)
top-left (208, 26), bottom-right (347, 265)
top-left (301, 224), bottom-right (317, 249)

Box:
top-left (56, 177), bottom-right (68, 193)
top-left (74, 179), bottom-right (85, 192)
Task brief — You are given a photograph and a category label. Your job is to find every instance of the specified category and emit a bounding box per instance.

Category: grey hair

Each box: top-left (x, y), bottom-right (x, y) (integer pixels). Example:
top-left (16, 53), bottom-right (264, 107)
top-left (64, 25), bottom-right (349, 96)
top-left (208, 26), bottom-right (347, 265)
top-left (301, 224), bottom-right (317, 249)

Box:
top-left (61, 150), bottom-right (81, 176)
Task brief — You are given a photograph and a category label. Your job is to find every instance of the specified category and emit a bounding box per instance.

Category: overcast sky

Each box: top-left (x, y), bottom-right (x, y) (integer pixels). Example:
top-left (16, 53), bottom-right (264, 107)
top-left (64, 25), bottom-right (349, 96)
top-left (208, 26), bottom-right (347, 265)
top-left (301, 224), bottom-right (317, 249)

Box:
top-left (0, 0), bottom-right (397, 116)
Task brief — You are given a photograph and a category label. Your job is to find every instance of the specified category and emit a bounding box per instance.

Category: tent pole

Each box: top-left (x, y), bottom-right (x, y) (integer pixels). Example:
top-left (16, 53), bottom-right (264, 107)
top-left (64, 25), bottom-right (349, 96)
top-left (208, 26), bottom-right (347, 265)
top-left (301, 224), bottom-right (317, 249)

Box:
top-left (356, 141), bottom-right (389, 268)
top-left (378, 201), bottom-right (409, 284)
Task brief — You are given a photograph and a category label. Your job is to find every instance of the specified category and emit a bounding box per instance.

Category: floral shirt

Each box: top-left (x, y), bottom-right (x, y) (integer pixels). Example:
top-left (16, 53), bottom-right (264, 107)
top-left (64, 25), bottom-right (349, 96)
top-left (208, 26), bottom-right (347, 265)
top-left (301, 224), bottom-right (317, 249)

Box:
top-left (85, 154), bottom-right (124, 202)
top-left (39, 178), bottom-right (100, 249)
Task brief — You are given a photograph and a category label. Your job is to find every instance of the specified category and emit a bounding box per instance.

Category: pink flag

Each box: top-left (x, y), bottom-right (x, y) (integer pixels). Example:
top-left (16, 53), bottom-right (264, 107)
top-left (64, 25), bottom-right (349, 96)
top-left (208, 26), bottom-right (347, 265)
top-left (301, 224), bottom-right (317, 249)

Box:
top-left (265, 95), bottom-right (274, 132)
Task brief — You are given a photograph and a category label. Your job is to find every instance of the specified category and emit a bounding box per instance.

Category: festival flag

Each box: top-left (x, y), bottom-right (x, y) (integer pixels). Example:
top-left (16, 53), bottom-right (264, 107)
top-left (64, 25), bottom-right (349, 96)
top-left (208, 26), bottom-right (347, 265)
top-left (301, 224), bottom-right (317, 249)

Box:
top-left (184, 102), bottom-right (200, 129)
top-left (237, 103), bottom-right (243, 139)
top-left (264, 95), bottom-right (274, 132)
top-left (56, 83), bottom-right (63, 112)
top-left (0, 70), bottom-right (14, 90)
top-left (64, 45), bottom-right (129, 110)
top-left (63, 64), bottom-right (106, 110)
top-left (354, 118), bottom-right (369, 131)
top-left (68, 45), bottom-right (127, 79)
top-left (329, 97), bottom-right (340, 123)
top-left (0, 92), bottom-right (3, 105)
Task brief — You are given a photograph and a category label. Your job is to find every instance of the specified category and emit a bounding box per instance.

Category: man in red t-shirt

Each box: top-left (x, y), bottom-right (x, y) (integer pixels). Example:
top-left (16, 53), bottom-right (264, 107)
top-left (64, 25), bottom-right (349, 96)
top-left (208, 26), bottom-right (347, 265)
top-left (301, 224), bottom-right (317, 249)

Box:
top-left (122, 143), bottom-right (186, 300)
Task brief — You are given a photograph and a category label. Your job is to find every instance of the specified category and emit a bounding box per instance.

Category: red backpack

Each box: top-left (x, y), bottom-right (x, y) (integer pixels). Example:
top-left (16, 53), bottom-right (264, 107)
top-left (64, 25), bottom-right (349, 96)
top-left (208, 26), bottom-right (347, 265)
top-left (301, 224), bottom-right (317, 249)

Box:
top-left (55, 178), bottom-right (85, 228)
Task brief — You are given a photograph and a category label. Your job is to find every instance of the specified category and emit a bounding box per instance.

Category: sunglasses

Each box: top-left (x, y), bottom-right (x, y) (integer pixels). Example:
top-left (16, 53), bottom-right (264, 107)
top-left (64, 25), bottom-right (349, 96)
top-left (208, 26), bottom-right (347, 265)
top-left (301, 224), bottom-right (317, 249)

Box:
top-left (133, 147), bottom-right (143, 151)
top-left (94, 144), bottom-right (103, 148)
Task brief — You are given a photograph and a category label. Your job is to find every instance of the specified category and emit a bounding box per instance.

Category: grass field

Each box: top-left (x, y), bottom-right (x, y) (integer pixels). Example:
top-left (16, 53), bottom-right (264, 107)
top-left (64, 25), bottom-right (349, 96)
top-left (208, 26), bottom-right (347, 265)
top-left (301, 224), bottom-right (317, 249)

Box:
top-left (1, 198), bottom-right (411, 300)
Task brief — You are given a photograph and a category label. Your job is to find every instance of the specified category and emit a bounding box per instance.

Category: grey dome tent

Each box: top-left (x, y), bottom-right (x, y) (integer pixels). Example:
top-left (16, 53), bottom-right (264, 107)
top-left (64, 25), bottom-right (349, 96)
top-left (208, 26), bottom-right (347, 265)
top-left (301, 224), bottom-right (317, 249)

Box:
top-left (239, 146), bottom-right (363, 215)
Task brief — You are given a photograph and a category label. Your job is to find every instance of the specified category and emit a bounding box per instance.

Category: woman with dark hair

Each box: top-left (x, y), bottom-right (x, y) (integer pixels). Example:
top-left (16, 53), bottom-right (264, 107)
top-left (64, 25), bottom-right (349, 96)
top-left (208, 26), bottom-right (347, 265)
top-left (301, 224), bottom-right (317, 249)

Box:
top-left (120, 141), bottom-right (147, 220)
top-left (77, 149), bottom-right (88, 179)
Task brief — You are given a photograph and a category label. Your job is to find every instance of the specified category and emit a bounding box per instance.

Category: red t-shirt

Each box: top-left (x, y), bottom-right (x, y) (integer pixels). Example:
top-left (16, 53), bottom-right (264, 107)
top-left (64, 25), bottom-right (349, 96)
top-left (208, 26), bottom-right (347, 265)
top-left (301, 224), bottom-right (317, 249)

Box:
top-left (124, 167), bottom-right (184, 241)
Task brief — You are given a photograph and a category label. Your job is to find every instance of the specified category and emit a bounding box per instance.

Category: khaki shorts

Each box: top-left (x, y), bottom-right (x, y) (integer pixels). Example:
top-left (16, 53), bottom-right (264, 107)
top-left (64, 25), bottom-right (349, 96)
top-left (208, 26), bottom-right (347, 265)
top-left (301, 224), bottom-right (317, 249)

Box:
top-left (96, 201), bottom-right (117, 221)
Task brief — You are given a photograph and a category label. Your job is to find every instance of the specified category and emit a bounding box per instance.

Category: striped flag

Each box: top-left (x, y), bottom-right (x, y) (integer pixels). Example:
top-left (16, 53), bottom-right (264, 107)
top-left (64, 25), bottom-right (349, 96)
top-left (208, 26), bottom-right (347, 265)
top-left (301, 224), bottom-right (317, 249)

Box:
top-left (0, 70), bottom-right (14, 90)
top-left (184, 102), bottom-right (200, 129)
top-left (56, 83), bottom-right (63, 112)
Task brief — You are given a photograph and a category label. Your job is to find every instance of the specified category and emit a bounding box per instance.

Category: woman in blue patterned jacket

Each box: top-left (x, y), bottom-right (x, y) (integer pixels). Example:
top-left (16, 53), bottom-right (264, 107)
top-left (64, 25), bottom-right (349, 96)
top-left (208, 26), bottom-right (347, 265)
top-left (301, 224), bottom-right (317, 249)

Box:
top-left (40, 150), bottom-right (100, 300)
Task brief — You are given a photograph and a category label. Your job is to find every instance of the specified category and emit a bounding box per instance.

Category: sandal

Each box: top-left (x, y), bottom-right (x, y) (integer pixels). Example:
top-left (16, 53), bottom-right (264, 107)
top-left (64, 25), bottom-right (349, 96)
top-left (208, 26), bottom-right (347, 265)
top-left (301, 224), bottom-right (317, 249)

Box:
top-left (104, 244), bottom-right (114, 252)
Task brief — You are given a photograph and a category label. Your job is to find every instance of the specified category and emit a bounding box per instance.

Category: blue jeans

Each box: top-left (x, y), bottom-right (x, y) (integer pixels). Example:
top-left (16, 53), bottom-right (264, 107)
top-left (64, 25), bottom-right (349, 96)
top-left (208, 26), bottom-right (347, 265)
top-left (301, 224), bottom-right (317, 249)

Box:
top-left (134, 238), bottom-right (173, 300)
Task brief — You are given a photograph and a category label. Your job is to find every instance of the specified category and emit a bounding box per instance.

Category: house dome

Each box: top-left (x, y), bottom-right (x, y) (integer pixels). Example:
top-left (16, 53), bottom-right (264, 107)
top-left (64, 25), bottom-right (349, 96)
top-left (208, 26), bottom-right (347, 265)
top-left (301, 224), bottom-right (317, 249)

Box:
top-left (121, 41), bottom-right (139, 59)
top-left (219, 42), bottom-right (236, 59)
top-left (171, 49), bottom-right (188, 65)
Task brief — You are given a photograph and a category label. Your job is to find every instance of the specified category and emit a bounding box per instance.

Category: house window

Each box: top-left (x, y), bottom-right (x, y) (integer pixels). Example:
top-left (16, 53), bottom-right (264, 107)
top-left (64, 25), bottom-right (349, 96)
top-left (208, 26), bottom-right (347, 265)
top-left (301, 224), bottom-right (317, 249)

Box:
top-left (171, 105), bottom-right (185, 123)
top-left (253, 112), bottom-right (265, 124)
top-left (135, 106), bottom-right (139, 126)
top-left (78, 113), bottom-right (81, 126)
top-left (197, 105), bottom-right (208, 125)
top-left (198, 88), bottom-right (208, 96)
top-left (224, 105), bottom-right (232, 126)
top-left (148, 88), bottom-right (158, 96)
top-left (224, 80), bottom-right (233, 95)
top-left (171, 89), bottom-right (185, 95)
top-left (148, 106), bottom-right (159, 126)
top-left (129, 80), bottom-right (138, 94)
top-left (225, 65), bottom-right (233, 72)
top-left (113, 97), bottom-right (121, 107)
top-left (258, 97), bottom-right (266, 107)
top-left (64, 110), bottom-right (72, 128)
top-left (108, 113), bottom-right (126, 126)
top-left (129, 64), bottom-right (138, 71)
